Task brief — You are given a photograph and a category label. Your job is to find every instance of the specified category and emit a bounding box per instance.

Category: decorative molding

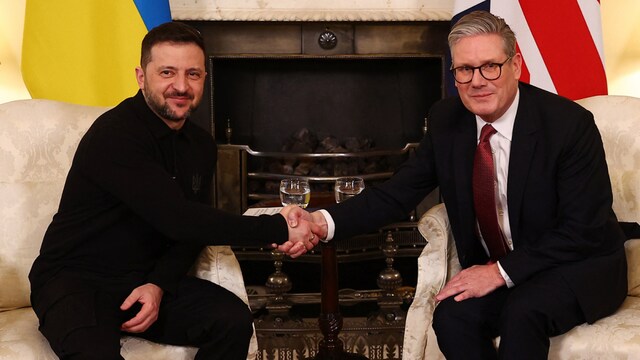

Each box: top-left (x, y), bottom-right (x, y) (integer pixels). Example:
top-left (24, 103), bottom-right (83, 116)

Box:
top-left (169, 0), bottom-right (453, 22)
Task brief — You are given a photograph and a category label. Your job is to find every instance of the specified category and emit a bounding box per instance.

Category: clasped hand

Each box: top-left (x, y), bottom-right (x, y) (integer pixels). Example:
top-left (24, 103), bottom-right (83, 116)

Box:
top-left (275, 205), bottom-right (328, 258)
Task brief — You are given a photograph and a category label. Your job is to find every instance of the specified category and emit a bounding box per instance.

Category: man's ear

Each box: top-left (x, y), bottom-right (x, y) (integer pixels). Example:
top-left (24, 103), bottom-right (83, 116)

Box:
top-left (511, 53), bottom-right (523, 81)
top-left (135, 67), bottom-right (145, 90)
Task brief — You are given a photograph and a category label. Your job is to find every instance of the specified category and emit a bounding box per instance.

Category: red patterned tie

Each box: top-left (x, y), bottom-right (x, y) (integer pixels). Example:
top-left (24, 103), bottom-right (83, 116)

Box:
top-left (473, 124), bottom-right (510, 262)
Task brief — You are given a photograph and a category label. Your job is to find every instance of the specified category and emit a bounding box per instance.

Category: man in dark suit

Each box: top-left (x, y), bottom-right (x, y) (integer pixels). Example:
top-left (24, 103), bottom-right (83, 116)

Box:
top-left (280, 10), bottom-right (627, 359)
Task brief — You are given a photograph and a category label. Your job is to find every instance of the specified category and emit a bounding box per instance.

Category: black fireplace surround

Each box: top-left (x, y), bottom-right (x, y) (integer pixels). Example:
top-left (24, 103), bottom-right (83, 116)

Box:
top-left (184, 21), bottom-right (449, 210)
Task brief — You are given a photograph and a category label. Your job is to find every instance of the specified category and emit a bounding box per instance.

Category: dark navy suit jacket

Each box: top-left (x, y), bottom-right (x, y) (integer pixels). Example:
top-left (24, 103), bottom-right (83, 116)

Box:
top-left (327, 82), bottom-right (627, 323)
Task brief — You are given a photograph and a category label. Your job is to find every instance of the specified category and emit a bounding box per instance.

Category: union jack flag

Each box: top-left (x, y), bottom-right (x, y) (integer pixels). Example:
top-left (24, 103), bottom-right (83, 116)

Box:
top-left (447, 0), bottom-right (607, 100)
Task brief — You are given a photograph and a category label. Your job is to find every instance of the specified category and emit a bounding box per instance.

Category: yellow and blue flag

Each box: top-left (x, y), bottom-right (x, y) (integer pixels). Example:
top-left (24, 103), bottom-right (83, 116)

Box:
top-left (21, 0), bottom-right (172, 107)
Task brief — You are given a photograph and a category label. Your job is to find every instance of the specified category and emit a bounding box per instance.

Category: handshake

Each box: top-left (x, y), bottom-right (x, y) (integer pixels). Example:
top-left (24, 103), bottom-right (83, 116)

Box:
top-left (275, 205), bottom-right (329, 258)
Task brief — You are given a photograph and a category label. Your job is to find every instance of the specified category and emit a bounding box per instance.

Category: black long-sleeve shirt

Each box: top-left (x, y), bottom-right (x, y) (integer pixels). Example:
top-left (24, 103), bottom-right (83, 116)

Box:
top-left (29, 91), bottom-right (286, 298)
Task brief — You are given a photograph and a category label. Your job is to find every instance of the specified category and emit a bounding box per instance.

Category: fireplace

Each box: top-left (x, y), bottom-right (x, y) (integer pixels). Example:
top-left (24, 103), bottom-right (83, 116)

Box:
top-left (182, 21), bottom-right (450, 214)
top-left (178, 17), bottom-right (450, 359)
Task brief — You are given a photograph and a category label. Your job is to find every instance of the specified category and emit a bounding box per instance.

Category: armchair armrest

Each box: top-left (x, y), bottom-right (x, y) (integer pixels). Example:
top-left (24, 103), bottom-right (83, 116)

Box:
top-left (402, 203), bottom-right (461, 360)
top-left (626, 238), bottom-right (640, 297)
top-left (191, 246), bottom-right (251, 304)
top-left (190, 246), bottom-right (258, 360)
top-left (401, 204), bottom-right (640, 360)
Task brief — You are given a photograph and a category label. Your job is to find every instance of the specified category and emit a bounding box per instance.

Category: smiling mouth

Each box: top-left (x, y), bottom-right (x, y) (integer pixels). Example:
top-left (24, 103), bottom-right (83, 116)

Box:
top-left (166, 90), bottom-right (193, 99)
top-left (471, 92), bottom-right (493, 99)
top-left (167, 96), bottom-right (193, 107)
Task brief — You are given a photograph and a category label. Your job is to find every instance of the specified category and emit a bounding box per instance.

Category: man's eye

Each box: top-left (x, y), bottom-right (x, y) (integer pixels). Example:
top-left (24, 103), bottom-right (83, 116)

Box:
top-left (458, 66), bottom-right (473, 73)
top-left (160, 70), bottom-right (173, 77)
top-left (188, 72), bottom-right (202, 80)
top-left (483, 63), bottom-right (499, 71)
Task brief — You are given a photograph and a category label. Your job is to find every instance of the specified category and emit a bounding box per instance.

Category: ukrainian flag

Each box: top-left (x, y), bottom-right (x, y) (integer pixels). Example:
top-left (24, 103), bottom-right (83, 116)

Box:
top-left (21, 0), bottom-right (172, 107)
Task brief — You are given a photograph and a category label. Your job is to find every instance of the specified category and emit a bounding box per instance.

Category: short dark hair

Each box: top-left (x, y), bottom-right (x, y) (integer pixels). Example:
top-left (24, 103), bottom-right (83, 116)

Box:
top-left (140, 22), bottom-right (206, 69)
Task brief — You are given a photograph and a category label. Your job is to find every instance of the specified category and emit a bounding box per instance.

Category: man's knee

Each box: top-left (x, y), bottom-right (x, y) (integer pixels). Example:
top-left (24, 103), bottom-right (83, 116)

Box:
top-left (432, 298), bottom-right (466, 338)
top-left (37, 290), bottom-right (124, 360)
top-left (500, 286), bottom-right (584, 337)
top-left (218, 303), bottom-right (254, 341)
top-left (56, 328), bottom-right (123, 360)
top-left (171, 278), bottom-right (254, 347)
top-left (432, 292), bottom-right (506, 340)
top-left (432, 300), bottom-right (449, 334)
top-left (189, 302), bottom-right (253, 346)
top-left (433, 297), bottom-right (473, 326)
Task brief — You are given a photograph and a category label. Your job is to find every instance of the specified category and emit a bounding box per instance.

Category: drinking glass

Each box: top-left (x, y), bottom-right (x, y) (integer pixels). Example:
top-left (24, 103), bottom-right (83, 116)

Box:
top-left (279, 178), bottom-right (311, 208)
top-left (334, 177), bottom-right (365, 203)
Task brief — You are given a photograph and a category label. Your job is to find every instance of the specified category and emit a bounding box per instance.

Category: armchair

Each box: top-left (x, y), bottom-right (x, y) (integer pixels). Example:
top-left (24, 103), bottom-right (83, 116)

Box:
top-left (0, 99), bottom-right (258, 359)
top-left (402, 95), bottom-right (640, 359)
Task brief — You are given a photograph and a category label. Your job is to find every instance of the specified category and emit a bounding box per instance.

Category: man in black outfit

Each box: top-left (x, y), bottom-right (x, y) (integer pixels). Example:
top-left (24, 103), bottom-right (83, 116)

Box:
top-left (282, 11), bottom-right (628, 359)
top-left (29, 22), bottom-right (318, 360)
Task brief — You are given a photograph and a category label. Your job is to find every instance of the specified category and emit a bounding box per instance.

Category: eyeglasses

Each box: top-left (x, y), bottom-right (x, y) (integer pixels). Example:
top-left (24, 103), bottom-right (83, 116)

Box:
top-left (450, 57), bottom-right (512, 84)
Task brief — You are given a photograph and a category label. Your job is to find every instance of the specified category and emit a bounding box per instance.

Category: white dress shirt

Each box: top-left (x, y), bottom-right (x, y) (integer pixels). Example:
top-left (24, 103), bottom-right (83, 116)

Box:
top-left (320, 90), bottom-right (521, 287)
top-left (476, 90), bottom-right (519, 287)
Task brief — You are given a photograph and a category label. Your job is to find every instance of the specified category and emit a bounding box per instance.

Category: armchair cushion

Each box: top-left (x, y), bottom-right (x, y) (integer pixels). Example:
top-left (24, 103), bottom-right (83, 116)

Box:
top-left (0, 100), bottom-right (102, 311)
top-left (626, 237), bottom-right (640, 297)
top-left (575, 95), bottom-right (640, 223)
top-left (0, 308), bottom-right (59, 359)
top-left (608, 169), bottom-right (640, 225)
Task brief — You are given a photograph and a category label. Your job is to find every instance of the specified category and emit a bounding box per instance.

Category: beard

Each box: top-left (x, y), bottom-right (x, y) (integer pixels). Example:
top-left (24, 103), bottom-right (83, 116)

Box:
top-left (143, 87), bottom-right (198, 124)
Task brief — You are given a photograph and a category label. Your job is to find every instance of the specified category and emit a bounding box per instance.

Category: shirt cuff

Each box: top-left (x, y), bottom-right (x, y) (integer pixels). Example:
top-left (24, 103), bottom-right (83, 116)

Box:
top-left (317, 209), bottom-right (335, 242)
top-left (497, 261), bottom-right (515, 288)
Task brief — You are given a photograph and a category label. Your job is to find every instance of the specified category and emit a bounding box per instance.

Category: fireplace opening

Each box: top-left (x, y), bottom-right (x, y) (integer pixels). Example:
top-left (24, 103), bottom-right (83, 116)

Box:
top-left (208, 55), bottom-right (444, 216)
top-left (210, 56), bottom-right (443, 150)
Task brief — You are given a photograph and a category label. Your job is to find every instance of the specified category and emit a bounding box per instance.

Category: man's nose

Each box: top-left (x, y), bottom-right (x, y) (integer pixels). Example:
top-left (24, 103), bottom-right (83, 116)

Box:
top-left (470, 68), bottom-right (486, 86)
top-left (172, 74), bottom-right (189, 92)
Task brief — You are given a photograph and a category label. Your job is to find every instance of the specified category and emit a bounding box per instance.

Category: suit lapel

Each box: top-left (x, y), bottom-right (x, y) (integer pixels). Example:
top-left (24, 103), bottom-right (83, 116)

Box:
top-left (507, 86), bottom-right (539, 244)
top-left (452, 110), bottom-right (477, 225)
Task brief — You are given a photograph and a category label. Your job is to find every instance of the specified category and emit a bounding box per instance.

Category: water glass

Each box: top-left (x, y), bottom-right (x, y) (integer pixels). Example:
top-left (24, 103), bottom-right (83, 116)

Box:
top-left (334, 177), bottom-right (365, 203)
top-left (279, 178), bottom-right (311, 208)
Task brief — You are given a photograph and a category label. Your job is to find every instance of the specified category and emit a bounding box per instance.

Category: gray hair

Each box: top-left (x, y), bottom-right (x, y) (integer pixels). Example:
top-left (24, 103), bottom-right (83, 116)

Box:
top-left (448, 11), bottom-right (517, 58)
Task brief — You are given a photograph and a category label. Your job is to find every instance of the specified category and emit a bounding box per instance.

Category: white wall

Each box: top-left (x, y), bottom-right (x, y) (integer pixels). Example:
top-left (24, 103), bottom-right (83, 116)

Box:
top-left (601, 1), bottom-right (640, 97)
top-left (0, 0), bottom-right (30, 103)
top-left (1, 0), bottom-right (638, 104)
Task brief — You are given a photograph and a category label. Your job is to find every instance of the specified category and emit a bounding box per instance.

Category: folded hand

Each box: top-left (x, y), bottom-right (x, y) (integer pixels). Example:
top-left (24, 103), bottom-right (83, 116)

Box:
top-left (435, 263), bottom-right (505, 302)
top-left (120, 283), bottom-right (163, 333)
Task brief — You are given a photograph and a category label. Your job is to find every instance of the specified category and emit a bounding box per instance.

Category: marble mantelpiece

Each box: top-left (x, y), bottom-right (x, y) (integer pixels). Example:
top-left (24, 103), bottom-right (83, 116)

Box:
top-left (169, 0), bottom-right (454, 22)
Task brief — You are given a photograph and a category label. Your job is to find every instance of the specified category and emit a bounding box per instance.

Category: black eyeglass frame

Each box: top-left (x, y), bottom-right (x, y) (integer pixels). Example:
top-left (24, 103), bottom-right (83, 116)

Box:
top-left (450, 56), bottom-right (513, 84)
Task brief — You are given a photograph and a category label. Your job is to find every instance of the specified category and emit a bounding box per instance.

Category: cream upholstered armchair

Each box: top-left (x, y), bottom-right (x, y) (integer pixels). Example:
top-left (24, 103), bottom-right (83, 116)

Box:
top-left (0, 99), bottom-right (258, 359)
top-left (402, 95), bottom-right (640, 360)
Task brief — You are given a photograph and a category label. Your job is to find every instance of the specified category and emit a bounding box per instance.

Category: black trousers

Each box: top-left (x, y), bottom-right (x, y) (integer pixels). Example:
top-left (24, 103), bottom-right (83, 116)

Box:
top-left (432, 267), bottom-right (586, 360)
top-left (35, 275), bottom-right (253, 360)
